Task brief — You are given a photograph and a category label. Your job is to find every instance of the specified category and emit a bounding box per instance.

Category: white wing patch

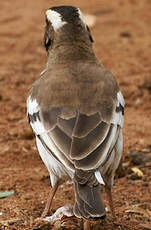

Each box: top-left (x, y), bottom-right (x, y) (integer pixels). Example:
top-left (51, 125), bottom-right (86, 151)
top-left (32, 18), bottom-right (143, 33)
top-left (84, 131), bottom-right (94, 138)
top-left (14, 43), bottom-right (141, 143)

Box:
top-left (111, 91), bottom-right (125, 128)
top-left (117, 91), bottom-right (125, 107)
top-left (111, 110), bottom-right (124, 128)
top-left (27, 96), bottom-right (45, 135)
top-left (46, 10), bottom-right (67, 31)
top-left (30, 119), bottom-right (45, 135)
top-left (27, 96), bottom-right (39, 115)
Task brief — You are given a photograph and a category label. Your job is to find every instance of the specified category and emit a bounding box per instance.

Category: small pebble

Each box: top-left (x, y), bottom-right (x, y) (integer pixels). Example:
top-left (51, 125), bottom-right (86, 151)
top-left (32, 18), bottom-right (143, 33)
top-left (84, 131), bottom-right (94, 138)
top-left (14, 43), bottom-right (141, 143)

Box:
top-left (129, 150), bottom-right (151, 165)
top-left (129, 173), bottom-right (140, 180)
top-left (120, 32), bottom-right (131, 38)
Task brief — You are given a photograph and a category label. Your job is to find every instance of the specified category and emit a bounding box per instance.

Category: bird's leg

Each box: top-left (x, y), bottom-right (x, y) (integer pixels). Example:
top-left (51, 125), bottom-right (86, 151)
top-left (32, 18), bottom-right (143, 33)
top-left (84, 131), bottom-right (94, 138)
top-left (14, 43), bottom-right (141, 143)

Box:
top-left (79, 219), bottom-right (83, 230)
top-left (84, 219), bottom-right (91, 230)
top-left (105, 186), bottom-right (115, 218)
top-left (41, 182), bottom-right (59, 218)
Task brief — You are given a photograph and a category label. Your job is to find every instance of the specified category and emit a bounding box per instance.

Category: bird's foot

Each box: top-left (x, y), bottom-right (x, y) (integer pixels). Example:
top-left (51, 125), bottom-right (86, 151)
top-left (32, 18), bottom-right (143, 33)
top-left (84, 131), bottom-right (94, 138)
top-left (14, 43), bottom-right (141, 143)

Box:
top-left (42, 205), bottom-right (74, 223)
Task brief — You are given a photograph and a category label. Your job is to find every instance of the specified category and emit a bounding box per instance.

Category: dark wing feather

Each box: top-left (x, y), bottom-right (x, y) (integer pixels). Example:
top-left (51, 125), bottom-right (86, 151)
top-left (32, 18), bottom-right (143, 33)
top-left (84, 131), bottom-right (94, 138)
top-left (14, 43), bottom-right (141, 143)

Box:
top-left (71, 120), bottom-right (110, 160)
top-left (73, 124), bottom-right (118, 170)
top-left (57, 117), bottom-right (76, 137)
top-left (72, 112), bottom-right (102, 138)
top-left (49, 126), bottom-right (71, 155)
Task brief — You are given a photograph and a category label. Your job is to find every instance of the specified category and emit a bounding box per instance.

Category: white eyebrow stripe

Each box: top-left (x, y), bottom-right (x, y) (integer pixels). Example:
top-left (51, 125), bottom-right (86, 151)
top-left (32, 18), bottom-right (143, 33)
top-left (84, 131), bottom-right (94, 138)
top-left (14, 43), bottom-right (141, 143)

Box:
top-left (46, 9), bottom-right (67, 31)
top-left (77, 8), bottom-right (86, 25)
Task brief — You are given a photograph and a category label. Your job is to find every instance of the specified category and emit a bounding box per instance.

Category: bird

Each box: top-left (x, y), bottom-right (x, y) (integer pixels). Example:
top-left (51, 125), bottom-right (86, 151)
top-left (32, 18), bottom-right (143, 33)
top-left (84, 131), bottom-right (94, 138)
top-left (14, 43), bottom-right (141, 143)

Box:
top-left (27, 5), bottom-right (125, 226)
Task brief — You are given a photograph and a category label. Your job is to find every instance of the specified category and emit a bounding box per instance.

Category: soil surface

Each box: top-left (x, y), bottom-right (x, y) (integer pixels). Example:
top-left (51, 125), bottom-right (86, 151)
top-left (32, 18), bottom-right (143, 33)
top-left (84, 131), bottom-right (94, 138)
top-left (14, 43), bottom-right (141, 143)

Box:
top-left (0, 0), bottom-right (151, 229)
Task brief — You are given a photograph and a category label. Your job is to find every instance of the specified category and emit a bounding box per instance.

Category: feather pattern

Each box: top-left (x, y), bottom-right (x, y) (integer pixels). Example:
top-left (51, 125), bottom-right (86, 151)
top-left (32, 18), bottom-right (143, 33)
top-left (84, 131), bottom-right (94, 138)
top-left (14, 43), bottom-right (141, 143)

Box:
top-left (27, 90), bottom-right (124, 174)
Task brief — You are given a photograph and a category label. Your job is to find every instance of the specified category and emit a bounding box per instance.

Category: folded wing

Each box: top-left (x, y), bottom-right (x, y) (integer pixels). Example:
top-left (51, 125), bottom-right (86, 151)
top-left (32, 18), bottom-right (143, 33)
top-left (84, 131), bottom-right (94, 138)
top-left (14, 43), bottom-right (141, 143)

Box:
top-left (27, 90), bottom-right (124, 172)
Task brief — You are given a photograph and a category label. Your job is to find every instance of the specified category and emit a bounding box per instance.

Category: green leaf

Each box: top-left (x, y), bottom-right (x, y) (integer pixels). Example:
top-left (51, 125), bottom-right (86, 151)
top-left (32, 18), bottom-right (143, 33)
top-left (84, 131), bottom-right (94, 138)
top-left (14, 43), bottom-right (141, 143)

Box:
top-left (0, 191), bottom-right (14, 199)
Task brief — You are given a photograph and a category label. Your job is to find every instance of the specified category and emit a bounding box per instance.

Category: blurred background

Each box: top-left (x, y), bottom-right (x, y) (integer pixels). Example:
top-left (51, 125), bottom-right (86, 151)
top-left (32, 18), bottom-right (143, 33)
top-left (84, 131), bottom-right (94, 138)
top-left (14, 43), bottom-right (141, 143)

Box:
top-left (0, 0), bottom-right (151, 229)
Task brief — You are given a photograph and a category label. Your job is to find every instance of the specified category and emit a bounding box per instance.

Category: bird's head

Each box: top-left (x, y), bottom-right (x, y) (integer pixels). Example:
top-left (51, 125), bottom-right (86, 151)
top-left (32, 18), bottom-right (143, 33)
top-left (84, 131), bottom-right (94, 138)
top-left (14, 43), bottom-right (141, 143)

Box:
top-left (44, 6), bottom-right (94, 52)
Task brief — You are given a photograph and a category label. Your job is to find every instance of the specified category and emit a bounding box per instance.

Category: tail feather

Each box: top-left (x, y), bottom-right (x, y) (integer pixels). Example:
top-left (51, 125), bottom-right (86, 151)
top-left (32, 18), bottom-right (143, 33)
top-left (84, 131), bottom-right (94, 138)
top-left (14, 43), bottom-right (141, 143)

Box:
top-left (73, 170), bottom-right (106, 220)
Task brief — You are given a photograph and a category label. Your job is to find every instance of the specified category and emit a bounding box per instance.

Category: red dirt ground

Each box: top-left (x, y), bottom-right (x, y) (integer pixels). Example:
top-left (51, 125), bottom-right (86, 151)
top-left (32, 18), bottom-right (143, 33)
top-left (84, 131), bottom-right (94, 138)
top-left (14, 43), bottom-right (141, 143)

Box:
top-left (0, 0), bottom-right (151, 229)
